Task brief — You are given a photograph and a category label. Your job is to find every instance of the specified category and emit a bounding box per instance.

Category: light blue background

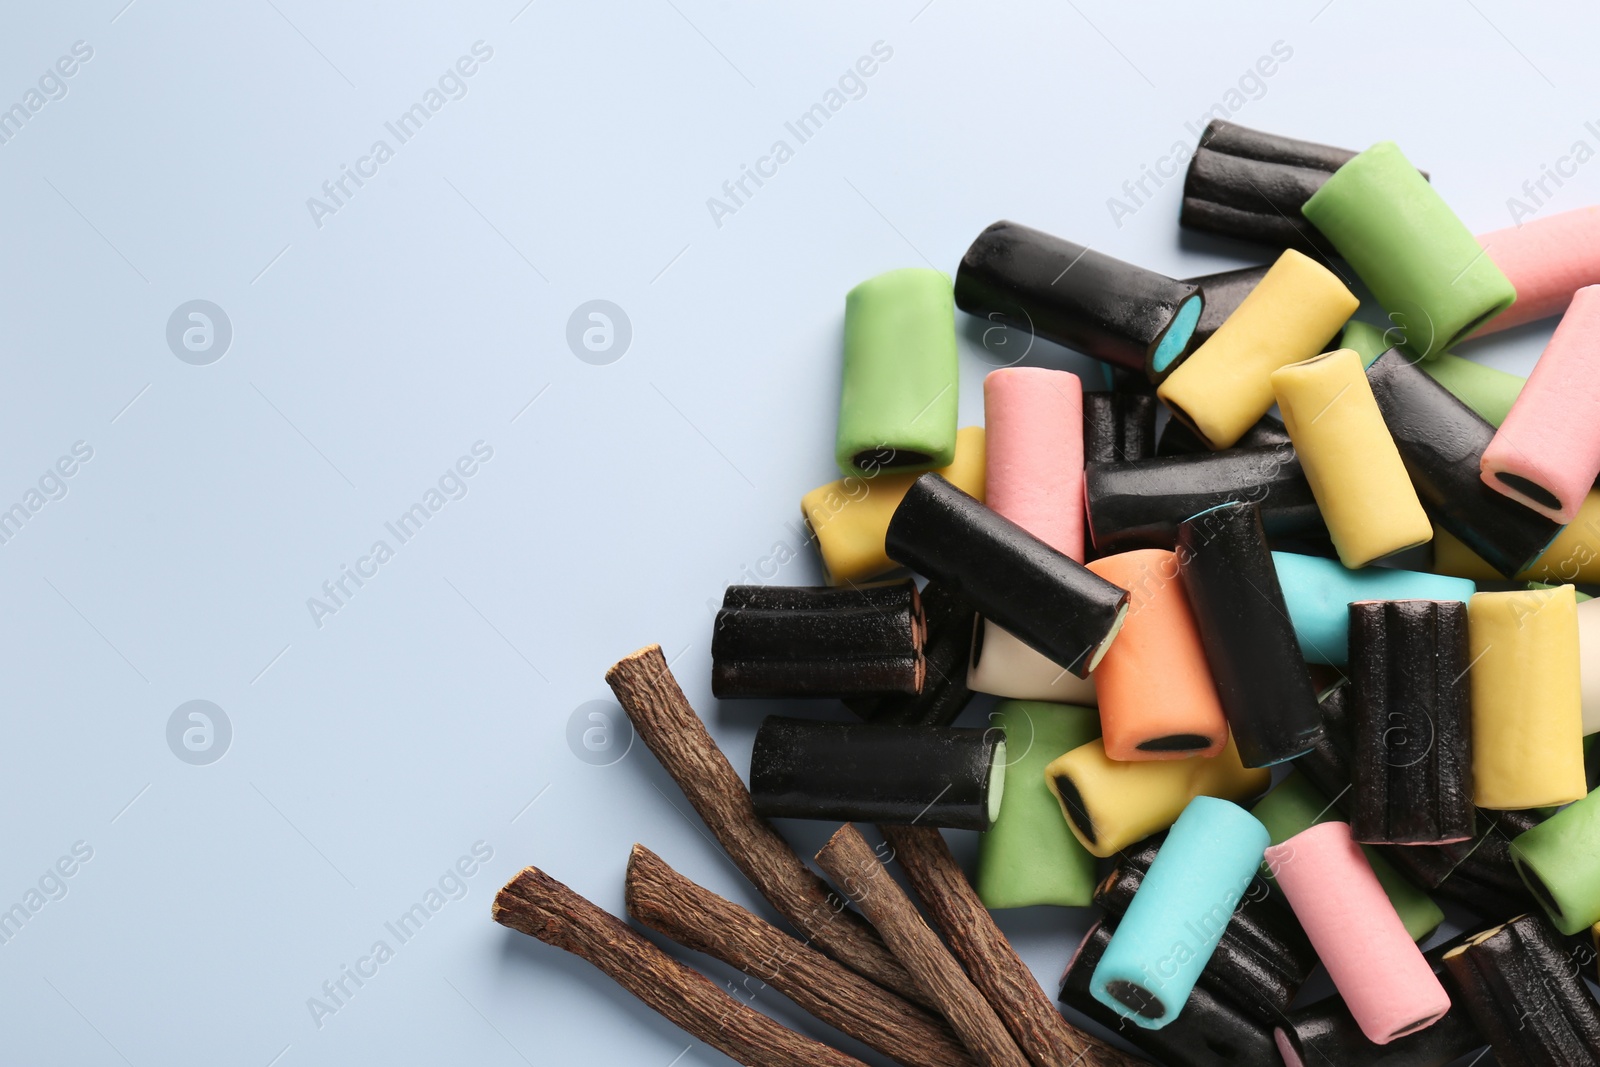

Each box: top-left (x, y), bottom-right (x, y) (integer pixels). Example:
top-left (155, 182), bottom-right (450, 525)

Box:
top-left (1, 1), bottom-right (1596, 1064)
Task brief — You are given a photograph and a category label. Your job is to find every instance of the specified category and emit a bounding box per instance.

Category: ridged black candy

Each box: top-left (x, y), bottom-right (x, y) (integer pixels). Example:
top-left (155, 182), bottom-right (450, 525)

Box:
top-left (1058, 919), bottom-right (1278, 1067)
top-left (1183, 264), bottom-right (1270, 348)
top-left (1082, 391), bottom-right (1158, 466)
top-left (1176, 501), bottom-right (1323, 767)
top-left (1085, 445), bottom-right (1322, 552)
top-left (844, 581), bottom-right (976, 727)
top-left (1094, 836), bottom-right (1317, 1026)
top-left (885, 473), bottom-right (1129, 678)
top-left (1180, 120), bottom-right (1358, 255)
top-left (954, 220), bottom-right (1203, 382)
top-left (748, 716), bottom-right (1002, 831)
top-left (1443, 913), bottom-right (1600, 1067)
top-left (1348, 600), bottom-right (1475, 845)
top-left (710, 582), bottom-right (923, 699)
top-left (1367, 349), bottom-right (1562, 577)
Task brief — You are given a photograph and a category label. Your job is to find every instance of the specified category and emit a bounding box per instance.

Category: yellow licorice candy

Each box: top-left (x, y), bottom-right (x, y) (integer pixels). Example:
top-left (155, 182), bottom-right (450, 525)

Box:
top-left (801, 426), bottom-right (985, 584)
top-left (1158, 249), bottom-right (1358, 449)
top-left (1467, 587), bottom-right (1587, 809)
top-left (1433, 489), bottom-right (1600, 585)
top-left (1272, 349), bottom-right (1432, 567)
top-left (1043, 735), bottom-right (1269, 858)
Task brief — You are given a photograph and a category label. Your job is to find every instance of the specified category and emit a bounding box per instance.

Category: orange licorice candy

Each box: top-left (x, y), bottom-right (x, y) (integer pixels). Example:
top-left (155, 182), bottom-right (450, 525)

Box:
top-left (1086, 549), bottom-right (1228, 760)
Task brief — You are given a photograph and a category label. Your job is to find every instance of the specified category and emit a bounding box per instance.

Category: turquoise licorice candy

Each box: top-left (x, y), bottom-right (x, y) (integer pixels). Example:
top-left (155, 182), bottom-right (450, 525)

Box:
top-left (1271, 551), bottom-right (1475, 665)
top-left (1089, 796), bottom-right (1269, 1030)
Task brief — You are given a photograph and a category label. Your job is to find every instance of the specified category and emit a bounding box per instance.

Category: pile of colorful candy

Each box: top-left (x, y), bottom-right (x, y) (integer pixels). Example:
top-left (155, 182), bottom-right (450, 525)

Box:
top-left (495, 121), bottom-right (1600, 1067)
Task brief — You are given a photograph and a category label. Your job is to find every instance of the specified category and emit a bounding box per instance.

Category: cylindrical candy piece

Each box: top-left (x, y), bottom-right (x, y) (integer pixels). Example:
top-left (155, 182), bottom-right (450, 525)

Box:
top-left (1271, 551), bottom-right (1473, 666)
top-left (1337, 317), bottom-right (1398, 368)
top-left (1059, 920), bottom-right (1279, 1067)
top-left (1085, 549), bottom-right (1228, 760)
top-left (1468, 586), bottom-right (1587, 809)
top-left (1088, 797), bottom-right (1269, 1029)
top-left (886, 473), bottom-right (1129, 678)
top-left (1044, 735), bottom-right (1268, 858)
top-left (1481, 286), bottom-right (1600, 522)
top-left (1511, 785), bottom-right (1600, 935)
top-left (1085, 444), bottom-right (1322, 552)
top-left (1271, 349), bottom-right (1433, 566)
top-left (1176, 501), bottom-right (1324, 767)
top-left (845, 581), bottom-right (976, 727)
top-left (1302, 142), bottom-right (1517, 358)
top-left (1251, 771), bottom-right (1444, 941)
top-left (801, 425), bottom-right (986, 586)
top-left (974, 701), bottom-right (1099, 909)
top-left (1476, 205), bottom-right (1600, 335)
top-left (710, 583), bottom-right (923, 699)
top-left (1179, 120), bottom-right (1360, 255)
top-left (1266, 821), bottom-right (1452, 1045)
top-left (1443, 913), bottom-right (1600, 1067)
top-left (1433, 488), bottom-right (1600, 585)
top-left (1081, 391), bottom-right (1157, 466)
top-left (1183, 264), bottom-right (1269, 349)
top-left (836, 267), bottom-right (958, 475)
top-left (1581, 596), bottom-right (1600, 736)
top-left (966, 619), bottom-right (1096, 705)
top-left (954, 220), bottom-right (1204, 381)
top-left (748, 716), bottom-right (1004, 831)
top-left (1157, 248), bottom-right (1358, 449)
top-left (1094, 835), bottom-right (1317, 1026)
top-left (1366, 349), bottom-right (1562, 577)
top-left (1347, 600), bottom-right (1474, 845)
top-left (983, 367), bottom-right (1084, 558)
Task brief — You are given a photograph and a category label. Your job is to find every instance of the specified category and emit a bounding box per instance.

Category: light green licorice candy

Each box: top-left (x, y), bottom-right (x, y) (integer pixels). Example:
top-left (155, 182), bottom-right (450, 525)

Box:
top-left (1511, 785), bottom-right (1600, 935)
top-left (975, 701), bottom-right (1100, 909)
top-left (1303, 142), bottom-right (1516, 359)
top-left (1251, 771), bottom-right (1444, 941)
top-left (1340, 318), bottom-right (1527, 425)
top-left (836, 267), bottom-right (959, 476)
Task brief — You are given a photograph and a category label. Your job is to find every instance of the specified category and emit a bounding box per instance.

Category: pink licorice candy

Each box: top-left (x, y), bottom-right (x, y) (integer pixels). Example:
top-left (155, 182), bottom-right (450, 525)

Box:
top-left (983, 367), bottom-right (1084, 559)
top-left (1480, 285), bottom-right (1600, 522)
top-left (1265, 822), bottom-right (1450, 1045)
top-left (1476, 206), bottom-right (1600, 335)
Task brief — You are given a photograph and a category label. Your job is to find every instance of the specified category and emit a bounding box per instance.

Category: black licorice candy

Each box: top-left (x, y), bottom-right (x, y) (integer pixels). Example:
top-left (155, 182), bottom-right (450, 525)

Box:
top-left (710, 583), bottom-right (924, 699)
top-left (1156, 411), bottom-right (1291, 457)
top-left (1275, 933), bottom-right (1485, 1067)
top-left (1180, 120), bottom-right (1360, 255)
top-left (953, 220), bottom-right (1204, 382)
top-left (1082, 391), bottom-right (1158, 466)
top-left (1058, 919), bottom-right (1278, 1067)
top-left (844, 581), bottom-right (976, 728)
top-left (1176, 501), bottom-right (1324, 767)
top-left (1348, 600), bottom-right (1475, 846)
top-left (1085, 444), bottom-right (1322, 553)
top-left (1366, 348), bottom-right (1563, 578)
top-left (1183, 264), bottom-right (1270, 349)
top-left (1094, 837), bottom-right (1317, 1026)
top-left (885, 472), bottom-right (1129, 678)
top-left (747, 716), bottom-right (1004, 831)
top-left (1443, 913), bottom-right (1600, 1067)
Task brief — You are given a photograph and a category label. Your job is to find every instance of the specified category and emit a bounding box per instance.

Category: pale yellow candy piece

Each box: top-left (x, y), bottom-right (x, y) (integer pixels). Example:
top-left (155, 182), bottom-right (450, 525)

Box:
top-left (1272, 349), bottom-right (1432, 568)
top-left (1467, 587), bottom-right (1587, 809)
top-left (801, 426), bottom-right (985, 585)
top-left (967, 618), bottom-right (1097, 705)
top-left (1158, 248), bottom-right (1358, 449)
top-left (1043, 735), bottom-right (1268, 858)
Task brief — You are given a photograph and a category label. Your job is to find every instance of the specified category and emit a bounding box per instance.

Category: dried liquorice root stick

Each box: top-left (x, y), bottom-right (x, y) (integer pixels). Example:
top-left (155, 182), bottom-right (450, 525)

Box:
top-left (814, 824), bottom-right (1031, 1067)
top-left (625, 844), bottom-right (976, 1067)
top-left (492, 865), bottom-right (867, 1067)
top-left (605, 645), bottom-right (929, 1008)
top-left (879, 824), bottom-right (1147, 1067)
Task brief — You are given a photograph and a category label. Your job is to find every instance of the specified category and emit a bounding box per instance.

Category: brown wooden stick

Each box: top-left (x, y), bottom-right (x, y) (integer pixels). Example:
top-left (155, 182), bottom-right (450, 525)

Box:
top-left (606, 644), bottom-right (929, 1007)
top-left (878, 824), bottom-right (1148, 1067)
top-left (814, 824), bottom-right (1031, 1067)
top-left (625, 843), bottom-right (976, 1067)
top-left (493, 864), bottom-right (867, 1067)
